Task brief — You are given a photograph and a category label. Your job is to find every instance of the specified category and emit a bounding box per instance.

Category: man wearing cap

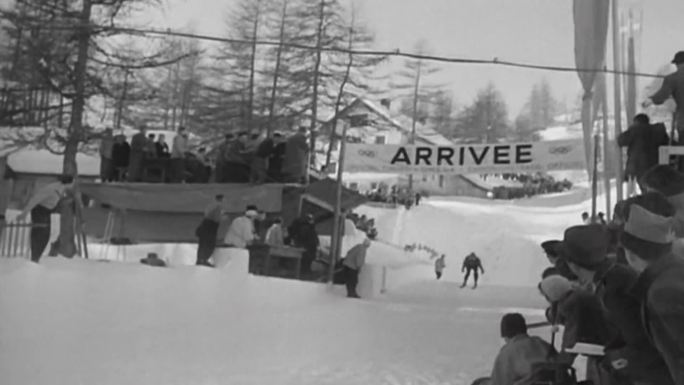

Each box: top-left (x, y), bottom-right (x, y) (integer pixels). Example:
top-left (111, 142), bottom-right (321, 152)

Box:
top-left (621, 193), bottom-right (684, 384)
top-left (194, 195), bottom-right (226, 267)
top-left (489, 313), bottom-right (553, 385)
top-left (643, 51), bottom-right (684, 137)
top-left (224, 205), bottom-right (259, 248)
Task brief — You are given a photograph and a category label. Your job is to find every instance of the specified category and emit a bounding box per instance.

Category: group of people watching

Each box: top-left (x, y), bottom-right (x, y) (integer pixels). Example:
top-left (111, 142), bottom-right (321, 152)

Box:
top-left (365, 186), bottom-right (422, 209)
top-left (345, 212), bottom-right (378, 240)
top-left (98, 125), bottom-right (312, 185)
top-left (488, 163), bottom-right (684, 385)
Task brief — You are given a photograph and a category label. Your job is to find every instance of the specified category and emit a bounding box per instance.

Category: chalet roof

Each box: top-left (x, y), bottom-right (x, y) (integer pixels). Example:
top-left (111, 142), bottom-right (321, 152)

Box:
top-left (323, 97), bottom-right (455, 147)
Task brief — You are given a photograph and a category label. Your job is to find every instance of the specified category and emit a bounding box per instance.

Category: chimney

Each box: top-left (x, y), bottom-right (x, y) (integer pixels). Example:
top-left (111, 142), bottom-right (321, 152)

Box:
top-left (380, 98), bottom-right (391, 111)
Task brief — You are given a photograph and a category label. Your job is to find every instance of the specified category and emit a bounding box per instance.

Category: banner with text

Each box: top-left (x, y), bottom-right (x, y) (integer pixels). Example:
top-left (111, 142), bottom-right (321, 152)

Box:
top-left (343, 139), bottom-right (586, 174)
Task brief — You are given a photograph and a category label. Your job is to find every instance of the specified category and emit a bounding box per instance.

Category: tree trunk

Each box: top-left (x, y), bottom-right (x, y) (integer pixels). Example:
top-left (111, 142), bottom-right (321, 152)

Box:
top-left (116, 70), bottom-right (129, 130)
top-left (308, 0), bottom-right (326, 174)
top-left (58, 0), bottom-right (92, 259)
top-left (247, 0), bottom-right (262, 131)
top-left (267, 0), bottom-right (288, 138)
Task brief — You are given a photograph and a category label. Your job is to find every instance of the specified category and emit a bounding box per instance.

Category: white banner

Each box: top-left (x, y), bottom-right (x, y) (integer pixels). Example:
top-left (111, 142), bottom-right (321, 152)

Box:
top-left (343, 139), bottom-right (586, 174)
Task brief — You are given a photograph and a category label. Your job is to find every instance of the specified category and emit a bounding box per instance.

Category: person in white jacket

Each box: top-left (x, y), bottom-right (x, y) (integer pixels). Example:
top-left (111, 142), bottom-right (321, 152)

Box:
top-left (342, 238), bottom-right (371, 298)
top-left (225, 205), bottom-right (259, 248)
top-left (265, 217), bottom-right (285, 246)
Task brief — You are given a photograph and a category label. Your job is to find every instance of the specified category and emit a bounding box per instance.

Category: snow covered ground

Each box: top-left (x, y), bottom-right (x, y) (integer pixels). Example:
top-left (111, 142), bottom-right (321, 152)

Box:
top-left (0, 185), bottom-right (607, 385)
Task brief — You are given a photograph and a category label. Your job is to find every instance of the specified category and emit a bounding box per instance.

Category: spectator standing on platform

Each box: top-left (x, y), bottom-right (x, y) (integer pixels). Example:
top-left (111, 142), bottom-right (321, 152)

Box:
top-left (342, 238), bottom-right (371, 298)
top-left (265, 217), bottom-right (285, 246)
top-left (171, 127), bottom-right (189, 183)
top-left (268, 133), bottom-right (286, 182)
top-left (251, 133), bottom-right (274, 183)
top-left (156, 134), bottom-right (169, 158)
top-left (621, 193), bottom-right (684, 384)
top-left (643, 51), bottom-right (684, 136)
top-left (223, 132), bottom-right (251, 183)
top-left (128, 126), bottom-right (147, 182)
top-left (146, 134), bottom-right (157, 158)
top-left (283, 127), bottom-right (309, 183)
top-left (435, 254), bottom-right (446, 280)
top-left (195, 195), bottom-right (225, 267)
top-left (617, 114), bottom-right (669, 192)
top-left (112, 134), bottom-right (130, 181)
top-left (16, 175), bottom-right (74, 262)
top-left (225, 205), bottom-right (259, 248)
top-left (215, 133), bottom-right (234, 183)
top-left (99, 128), bottom-right (114, 182)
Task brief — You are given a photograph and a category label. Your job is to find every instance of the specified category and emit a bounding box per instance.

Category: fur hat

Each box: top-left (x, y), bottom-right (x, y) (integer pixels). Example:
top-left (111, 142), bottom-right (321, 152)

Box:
top-left (623, 193), bottom-right (675, 245)
top-left (539, 275), bottom-right (573, 302)
top-left (559, 224), bottom-right (610, 269)
top-left (641, 165), bottom-right (684, 197)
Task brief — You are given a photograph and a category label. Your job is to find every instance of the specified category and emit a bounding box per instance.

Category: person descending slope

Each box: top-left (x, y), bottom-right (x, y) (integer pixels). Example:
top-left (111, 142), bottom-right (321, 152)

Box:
top-left (435, 254), bottom-right (446, 280)
top-left (461, 252), bottom-right (485, 289)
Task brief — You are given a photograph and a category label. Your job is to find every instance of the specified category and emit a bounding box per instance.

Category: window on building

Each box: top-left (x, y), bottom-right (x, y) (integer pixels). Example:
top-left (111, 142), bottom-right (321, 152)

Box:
top-left (327, 162), bottom-right (338, 174)
top-left (349, 182), bottom-right (359, 191)
top-left (374, 135), bottom-right (386, 144)
top-left (439, 175), bottom-right (445, 188)
top-left (422, 174), bottom-right (428, 182)
top-left (349, 114), bottom-right (369, 127)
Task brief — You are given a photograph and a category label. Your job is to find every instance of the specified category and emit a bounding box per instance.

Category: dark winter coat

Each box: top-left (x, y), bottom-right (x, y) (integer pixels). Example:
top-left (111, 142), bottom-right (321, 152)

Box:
top-left (650, 67), bottom-right (684, 131)
top-left (462, 254), bottom-right (484, 272)
top-left (490, 334), bottom-right (553, 385)
top-left (617, 122), bottom-right (669, 181)
top-left (547, 289), bottom-right (611, 350)
top-left (593, 262), bottom-right (673, 384)
top-left (288, 218), bottom-right (319, 251)
top-left (283, 133), bottom-right (309, 180)
top-left (630, 254), bottom-right (684, 385)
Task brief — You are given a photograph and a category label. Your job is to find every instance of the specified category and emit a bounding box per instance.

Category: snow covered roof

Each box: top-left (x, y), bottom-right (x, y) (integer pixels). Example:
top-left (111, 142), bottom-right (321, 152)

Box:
top-left (324, 97), bottom-right (455, 147)
top-left (7, 149), bottom-right (100, 177)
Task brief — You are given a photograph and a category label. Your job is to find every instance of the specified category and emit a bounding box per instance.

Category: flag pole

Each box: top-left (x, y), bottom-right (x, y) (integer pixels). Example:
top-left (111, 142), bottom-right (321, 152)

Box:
top-left (611, 0), bottom-right (624, 202)
top-left (601, 72), bottom-right (612, 220)
top-left (328, 121), bottom-right (348, 286)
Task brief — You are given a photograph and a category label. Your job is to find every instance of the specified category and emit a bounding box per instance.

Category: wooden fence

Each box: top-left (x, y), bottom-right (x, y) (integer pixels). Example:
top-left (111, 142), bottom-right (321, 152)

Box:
top-left (0, 220), bottom-right (32, 258)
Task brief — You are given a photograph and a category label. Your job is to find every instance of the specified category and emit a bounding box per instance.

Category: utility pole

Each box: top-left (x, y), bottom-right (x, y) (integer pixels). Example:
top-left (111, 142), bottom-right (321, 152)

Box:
top-left (611, 0), bottom-right (624, 201)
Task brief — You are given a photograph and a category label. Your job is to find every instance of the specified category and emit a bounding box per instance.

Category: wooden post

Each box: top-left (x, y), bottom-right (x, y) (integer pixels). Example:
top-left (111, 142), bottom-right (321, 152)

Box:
top-left (601, 74), bottom-right (612, 220)
top-left (592, 134), bottom-right (600, 223)
top-left (611, 0), bottom-right (624, 202)
top-left (328, 120), bottom-right (348, 285)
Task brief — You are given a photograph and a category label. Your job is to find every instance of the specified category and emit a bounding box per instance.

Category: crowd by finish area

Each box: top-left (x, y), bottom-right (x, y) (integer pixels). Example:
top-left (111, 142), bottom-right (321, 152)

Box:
top-left (98, 125), bottom-right (312, 184)
top-left (483, 164), bottom-right (684, 385)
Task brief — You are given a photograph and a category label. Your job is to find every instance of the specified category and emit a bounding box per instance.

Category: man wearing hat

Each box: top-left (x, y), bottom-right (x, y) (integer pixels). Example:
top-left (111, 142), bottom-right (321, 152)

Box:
top-left (621, 193), bottom-right (684, 385)
top-left (643, 51), bottom-right (684, 135)
top-left (195, 195), bottom-right (227, 267)
top-left (224, 205), bottom-right (259, 248)
top-left (489, 313), bottom-right (553, 385)
top-left (642, 165), bottom-right (684, 241)
top-left (540, 240), bottom-right (577, 281)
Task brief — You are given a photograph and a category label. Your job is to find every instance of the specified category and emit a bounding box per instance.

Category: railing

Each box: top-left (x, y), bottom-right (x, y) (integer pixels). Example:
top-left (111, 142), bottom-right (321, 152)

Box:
top-left (0, 220), bottom-right (33, 258)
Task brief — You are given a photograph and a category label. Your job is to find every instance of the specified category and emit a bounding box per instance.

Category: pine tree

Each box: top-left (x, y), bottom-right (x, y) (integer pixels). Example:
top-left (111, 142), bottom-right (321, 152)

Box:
top-left (454, 83), bottom-right (510, 143)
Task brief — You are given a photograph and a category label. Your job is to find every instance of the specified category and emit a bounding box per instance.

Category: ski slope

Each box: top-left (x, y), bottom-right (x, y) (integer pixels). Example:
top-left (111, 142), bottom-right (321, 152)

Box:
top-left (0, 186), bottom-right (604, 385)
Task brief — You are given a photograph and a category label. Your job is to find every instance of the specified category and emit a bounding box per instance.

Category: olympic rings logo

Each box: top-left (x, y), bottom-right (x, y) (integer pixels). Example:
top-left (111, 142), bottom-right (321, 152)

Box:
top-left (548, 146), bottom-right (572, 155)
top-left (358, 150), bottom-right (376, 158)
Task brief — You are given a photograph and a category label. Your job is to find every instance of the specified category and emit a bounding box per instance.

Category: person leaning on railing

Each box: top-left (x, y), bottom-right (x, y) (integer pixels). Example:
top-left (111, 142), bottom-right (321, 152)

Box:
top-left (15, 175), bottom-right (74, 262)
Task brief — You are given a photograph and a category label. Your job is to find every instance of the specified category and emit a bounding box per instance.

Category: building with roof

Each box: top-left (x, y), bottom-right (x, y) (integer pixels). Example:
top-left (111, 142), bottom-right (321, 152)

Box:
top-left (316, 97), bottom-right (520, 197)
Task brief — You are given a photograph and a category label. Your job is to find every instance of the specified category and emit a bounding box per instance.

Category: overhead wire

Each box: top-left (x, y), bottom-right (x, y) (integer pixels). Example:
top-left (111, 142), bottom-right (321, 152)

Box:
top-left (28, 23), bottom-right (666, 79)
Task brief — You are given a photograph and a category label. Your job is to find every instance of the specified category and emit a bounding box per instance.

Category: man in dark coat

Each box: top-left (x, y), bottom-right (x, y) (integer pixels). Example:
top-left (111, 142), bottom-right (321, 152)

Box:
top-left (283, 127), bottom-right (309, 184)
top-left (268, 133), bottom-right (286, 182)
top-left (111, 134), bottom-right (130, 181)
top-left (642, 164), bottom-right (684, 238)
top-left (643, 51), bottom-right (684, 136)
top-left (195, 195), bottom-right (225, 267)
top-left (621, 192), bottom-right (684, 384)
top-left (617, 114), bottom-right (669, 192)
top-left (288, 213), bottom-right (319, 274)
top-left (222, 132), bottom-right (251, 183)
top-left (128, 126), bottom-right (148, 182)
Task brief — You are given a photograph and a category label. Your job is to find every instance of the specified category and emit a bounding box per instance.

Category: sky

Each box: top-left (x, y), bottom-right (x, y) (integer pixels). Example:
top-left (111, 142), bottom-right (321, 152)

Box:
top-left (2, 0), bottom-right (682, 118)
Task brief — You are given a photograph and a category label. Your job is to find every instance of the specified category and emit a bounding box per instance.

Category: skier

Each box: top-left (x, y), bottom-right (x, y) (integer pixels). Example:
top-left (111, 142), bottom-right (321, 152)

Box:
top-left (461, 252), bottom-right (484, 289)
top-left (435, 254), bottom-right (446, 280)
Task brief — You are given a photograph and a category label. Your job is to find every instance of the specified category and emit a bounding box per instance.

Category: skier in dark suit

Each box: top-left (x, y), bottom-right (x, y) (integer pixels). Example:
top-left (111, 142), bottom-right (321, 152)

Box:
top-left (461, 252), bottom-right (485, 289)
